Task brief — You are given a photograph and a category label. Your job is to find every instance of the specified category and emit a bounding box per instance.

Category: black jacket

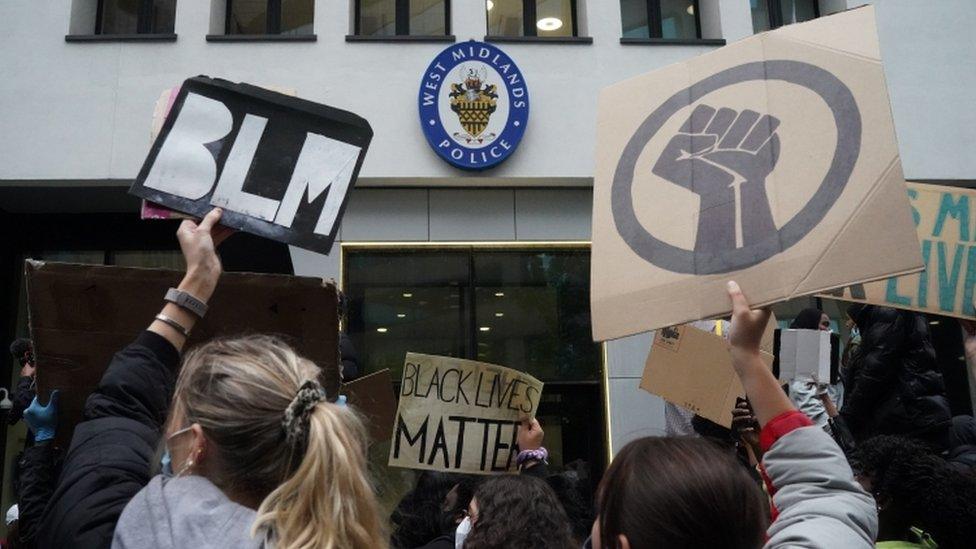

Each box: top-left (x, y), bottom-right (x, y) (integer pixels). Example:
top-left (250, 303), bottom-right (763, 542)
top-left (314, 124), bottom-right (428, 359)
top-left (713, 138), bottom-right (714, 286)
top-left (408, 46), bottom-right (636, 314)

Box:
top-left (37, 331), bottom-right (179, 549)
top-left (8, 375), bottom-right (35, 426)
top-left (840, 305), bottom-right (951, 448)
top-left (16, 441), bottom-right (60, 549)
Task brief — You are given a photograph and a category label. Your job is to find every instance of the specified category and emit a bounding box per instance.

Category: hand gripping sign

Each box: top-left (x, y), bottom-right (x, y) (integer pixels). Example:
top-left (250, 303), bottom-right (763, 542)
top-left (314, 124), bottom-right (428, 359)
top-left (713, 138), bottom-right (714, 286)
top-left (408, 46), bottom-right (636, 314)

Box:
top-left (129, 77), bottom-right (372, 255)
top-left (591, 6), bottom-right (923, 340)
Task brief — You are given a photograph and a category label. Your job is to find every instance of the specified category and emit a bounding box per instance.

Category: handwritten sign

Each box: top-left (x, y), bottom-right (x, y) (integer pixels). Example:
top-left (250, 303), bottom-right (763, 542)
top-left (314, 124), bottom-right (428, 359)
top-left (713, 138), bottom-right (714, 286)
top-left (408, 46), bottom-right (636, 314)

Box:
top-left (388, 353), bottom-right (543, 475)
top-left (820, 183), bottom-right (976, 319)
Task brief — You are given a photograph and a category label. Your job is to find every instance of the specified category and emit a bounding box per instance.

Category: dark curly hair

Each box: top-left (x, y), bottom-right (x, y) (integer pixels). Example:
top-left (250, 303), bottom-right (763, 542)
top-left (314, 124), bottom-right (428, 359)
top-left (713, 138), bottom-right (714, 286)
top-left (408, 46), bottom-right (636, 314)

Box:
top-left (855, 435), bottom-right (976, 549)
top-left (596, 437), bottom-right (768, 549)
top-left (463, 474), bottom-right (574, 549)
top-left (390, 471), bottom-right (478, 548)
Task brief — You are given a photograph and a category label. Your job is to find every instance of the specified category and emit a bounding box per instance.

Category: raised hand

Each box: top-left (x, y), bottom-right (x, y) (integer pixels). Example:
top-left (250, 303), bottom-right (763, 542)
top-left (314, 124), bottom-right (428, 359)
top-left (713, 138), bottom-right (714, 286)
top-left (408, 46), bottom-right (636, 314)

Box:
top-left (653, 104), bottom-right (781, 252)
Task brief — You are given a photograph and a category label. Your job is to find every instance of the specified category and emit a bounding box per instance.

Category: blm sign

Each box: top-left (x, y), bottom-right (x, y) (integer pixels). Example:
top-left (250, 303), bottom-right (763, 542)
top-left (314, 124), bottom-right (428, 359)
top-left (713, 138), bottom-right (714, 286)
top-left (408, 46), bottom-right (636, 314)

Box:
top-left (389, 353), bottom-right (543, 475)
top-left (130, 76), bottom-right (372, 255)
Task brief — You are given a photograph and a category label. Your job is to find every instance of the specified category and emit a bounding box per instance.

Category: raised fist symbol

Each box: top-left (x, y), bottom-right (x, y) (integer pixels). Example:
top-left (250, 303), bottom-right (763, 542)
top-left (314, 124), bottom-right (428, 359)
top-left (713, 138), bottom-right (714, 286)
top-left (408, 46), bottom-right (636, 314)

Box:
top-left (652, 104), bottom-right (781, 253)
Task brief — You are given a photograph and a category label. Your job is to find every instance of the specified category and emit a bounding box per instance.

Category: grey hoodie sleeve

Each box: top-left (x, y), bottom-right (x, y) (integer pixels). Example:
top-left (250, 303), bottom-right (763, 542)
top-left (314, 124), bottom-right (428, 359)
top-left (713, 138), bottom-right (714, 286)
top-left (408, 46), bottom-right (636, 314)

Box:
top-left (763, 426), bottom-right (878, 549)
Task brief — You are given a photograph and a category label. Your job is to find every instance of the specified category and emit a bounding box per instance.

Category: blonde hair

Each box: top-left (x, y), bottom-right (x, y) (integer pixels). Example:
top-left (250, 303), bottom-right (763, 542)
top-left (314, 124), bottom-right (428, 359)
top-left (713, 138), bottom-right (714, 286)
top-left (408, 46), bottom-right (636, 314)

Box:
top-left (173, 335), bottom-right (387, 549)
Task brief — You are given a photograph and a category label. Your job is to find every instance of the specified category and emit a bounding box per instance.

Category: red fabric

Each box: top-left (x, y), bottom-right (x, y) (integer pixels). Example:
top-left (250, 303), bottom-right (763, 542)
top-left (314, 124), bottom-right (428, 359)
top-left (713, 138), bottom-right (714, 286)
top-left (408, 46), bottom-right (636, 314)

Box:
top-left (759, 410), bottom-right (813, 452)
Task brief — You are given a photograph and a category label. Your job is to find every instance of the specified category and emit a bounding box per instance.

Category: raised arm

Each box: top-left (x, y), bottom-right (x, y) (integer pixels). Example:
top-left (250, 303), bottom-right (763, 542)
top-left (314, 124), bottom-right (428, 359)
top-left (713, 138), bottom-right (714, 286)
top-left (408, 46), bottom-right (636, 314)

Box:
top-left (726, 282), bottom-right (877, 549)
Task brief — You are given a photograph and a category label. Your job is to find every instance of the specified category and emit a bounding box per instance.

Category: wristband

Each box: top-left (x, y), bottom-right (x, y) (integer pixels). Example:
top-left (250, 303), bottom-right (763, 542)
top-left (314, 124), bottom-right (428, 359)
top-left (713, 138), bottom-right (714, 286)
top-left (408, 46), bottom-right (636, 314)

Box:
top-left (516, 447), bottom-right (548, 468)
top-left (164, 288), bottom-right (209, 318)
top-left (155, 313), bottom-right (190, 338)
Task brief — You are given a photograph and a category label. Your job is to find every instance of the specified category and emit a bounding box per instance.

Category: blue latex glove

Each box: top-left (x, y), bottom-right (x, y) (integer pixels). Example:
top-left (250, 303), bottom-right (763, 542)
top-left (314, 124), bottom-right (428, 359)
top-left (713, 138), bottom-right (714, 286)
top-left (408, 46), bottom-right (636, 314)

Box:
top-left (24, 390), bottom-right (59, 442)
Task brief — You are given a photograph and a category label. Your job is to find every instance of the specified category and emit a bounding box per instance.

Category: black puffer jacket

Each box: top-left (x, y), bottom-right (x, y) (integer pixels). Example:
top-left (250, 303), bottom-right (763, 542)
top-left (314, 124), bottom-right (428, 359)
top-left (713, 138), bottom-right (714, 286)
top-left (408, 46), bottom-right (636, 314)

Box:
top-left (840, 305), bottom-right (951, 449)
top-left (36, 331), bottom-right (178, 549)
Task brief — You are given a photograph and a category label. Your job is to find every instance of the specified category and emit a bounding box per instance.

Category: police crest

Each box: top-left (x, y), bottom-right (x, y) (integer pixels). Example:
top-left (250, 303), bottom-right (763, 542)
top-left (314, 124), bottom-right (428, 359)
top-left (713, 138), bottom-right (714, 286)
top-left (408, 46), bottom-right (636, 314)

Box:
top-left (449, 67), bottom-right (498, 144)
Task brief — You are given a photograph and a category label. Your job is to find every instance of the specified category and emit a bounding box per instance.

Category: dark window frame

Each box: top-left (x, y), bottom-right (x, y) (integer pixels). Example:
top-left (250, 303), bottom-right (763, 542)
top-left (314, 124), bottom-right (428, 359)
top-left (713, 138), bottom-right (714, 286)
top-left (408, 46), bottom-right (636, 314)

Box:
top-left (225, 0), bottom-right (314, 35)
top-left (353, 0), bottom-right (452, 37)
top-left (95, 0), bottom-right (168, 34)
top-left (759, 0), bottom-right (821, 30)
top-left (486, 0), bottom-right (580, 38)
top-left (622, 0), bottom-right (702, 39)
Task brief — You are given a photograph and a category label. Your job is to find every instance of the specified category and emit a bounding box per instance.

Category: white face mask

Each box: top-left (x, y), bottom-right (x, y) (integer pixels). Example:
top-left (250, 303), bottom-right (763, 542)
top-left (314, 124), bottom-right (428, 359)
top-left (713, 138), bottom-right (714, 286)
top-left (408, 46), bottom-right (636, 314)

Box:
top-left (455, 516), bottom-right (472, 549)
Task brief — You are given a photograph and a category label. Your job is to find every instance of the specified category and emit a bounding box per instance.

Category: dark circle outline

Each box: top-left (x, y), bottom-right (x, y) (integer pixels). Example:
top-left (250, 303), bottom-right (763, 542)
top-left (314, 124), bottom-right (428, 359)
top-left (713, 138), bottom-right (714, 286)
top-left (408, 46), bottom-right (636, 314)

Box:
top-left (611, 60), bottom-right (862, 274)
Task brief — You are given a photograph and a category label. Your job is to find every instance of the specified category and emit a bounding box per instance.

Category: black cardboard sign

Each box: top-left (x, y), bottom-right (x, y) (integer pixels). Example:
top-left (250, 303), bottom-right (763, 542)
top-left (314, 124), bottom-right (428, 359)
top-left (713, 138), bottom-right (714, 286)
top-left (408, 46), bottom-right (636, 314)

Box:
top-left (129, 76), bottom-right (372, 255)
top-left (26, 261), bottom-right (342, 447)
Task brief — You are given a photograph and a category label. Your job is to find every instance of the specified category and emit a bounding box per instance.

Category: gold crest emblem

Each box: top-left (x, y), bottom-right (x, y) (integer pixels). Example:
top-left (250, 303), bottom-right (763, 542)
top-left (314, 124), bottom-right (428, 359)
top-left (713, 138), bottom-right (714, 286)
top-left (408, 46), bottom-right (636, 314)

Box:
top-left (450, 67), bottom-right (498, 143)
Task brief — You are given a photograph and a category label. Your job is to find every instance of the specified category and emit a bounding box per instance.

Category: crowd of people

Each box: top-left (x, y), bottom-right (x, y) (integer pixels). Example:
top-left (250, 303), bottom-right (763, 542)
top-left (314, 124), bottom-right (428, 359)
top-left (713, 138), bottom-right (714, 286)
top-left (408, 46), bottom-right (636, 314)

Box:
top-left (1, 209), bottom-right (975, 548)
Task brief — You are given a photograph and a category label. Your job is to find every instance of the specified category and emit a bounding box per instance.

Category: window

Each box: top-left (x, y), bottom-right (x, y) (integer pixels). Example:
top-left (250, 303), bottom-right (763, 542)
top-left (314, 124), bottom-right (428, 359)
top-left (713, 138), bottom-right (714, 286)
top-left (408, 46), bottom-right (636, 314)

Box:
top-left (752, 0), bottom-right (819, 32)
top-left (355, 0), bottom-right (449, 36)
top-left (344, 247), bottom-right (606, 473)
top-left (96, 0), bottom-right (176, 34)
top-left (226, 0), bottom-right (314, 35)
top-left (487, 0), bottom-right (578, 38)
top-left (620, 0), bottom-right (700, 40)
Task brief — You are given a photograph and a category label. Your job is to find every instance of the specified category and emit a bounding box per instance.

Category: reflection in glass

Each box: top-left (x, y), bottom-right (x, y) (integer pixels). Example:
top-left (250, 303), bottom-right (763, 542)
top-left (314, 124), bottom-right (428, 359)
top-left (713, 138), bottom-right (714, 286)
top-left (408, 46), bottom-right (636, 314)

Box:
top-left (359, 0), bottom-right (396, 36)
top-left (751, 0), bottom-right (771, 32)
top-left (620, 0), bottom-right (649, 38)
top-left (535, 0), bottom-right (573, 37)
top-left (100, 0), bottom-right (140, 34)
top-left (410, 0), bottom-right (447, 35)
top-left (487, 0), bottom-right (524, 37)
top-left (660, 0), bottom-right (696, 39)
top-left (281, 0), bottom-right (314, 34)
top-left (228, 0), bottom-right (268, 34)
top-left (779, 0), bottom-right (817, 25)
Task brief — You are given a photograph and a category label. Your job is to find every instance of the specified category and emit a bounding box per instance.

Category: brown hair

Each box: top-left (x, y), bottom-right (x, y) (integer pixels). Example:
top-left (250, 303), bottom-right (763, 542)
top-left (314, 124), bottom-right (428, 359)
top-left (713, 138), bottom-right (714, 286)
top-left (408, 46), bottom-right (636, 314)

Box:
top-left (597, 437), bottom-right (768, 549)
top-left (173, 335), bottom-right (386, 549)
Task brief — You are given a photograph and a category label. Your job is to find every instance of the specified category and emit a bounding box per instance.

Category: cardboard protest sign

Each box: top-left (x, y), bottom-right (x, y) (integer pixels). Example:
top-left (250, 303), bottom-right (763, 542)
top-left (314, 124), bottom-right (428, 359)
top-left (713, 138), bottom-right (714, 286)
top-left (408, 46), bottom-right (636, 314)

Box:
top-left (819, 183), bottom-right (976, 319)
top-left (129, 76), bottom-right (372, 254)
top-left (640, 323), bottom-right (773, 427)
top-left (773, 329), bottom-right (839, 384)
top-left (389, 353), bottom-right (543, 475)
top-left (26, 261), bottom-right (342, 447)
top-left (591, 6), bottom-right (923, 340)
top-left (342, 369), bottom-right (397, 444)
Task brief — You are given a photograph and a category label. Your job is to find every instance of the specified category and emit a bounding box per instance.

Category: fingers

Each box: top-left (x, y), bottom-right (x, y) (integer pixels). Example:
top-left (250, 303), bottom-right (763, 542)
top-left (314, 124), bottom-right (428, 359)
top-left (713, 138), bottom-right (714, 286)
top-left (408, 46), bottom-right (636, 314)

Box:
top-left (197, 208), bottom-right (223, 233)
top-left (704, 107), bottom-right (736, 138)
top-left (741, 114), bottom-right (781, 152)
top-left (47, 389), bottom-right (60, 407)
top-left (523, 417), bottom-right (541, 432)
top-left (718, 110), bottom-right (760, 149)
top-left (680, 104), bottom-right (716, 133)
top-left (727, 280), bottom-right (750, 314)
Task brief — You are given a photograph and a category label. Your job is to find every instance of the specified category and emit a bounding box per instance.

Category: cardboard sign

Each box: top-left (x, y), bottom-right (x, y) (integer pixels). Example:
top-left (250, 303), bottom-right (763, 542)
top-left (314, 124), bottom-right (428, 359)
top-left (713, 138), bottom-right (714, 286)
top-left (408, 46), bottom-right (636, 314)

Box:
top-left (129, 76), bottom-right (372, 254)
top-left (342, 369), bottom-right (397, 444)
top-left (388, 353), bottom-right (543, 475)
top-left (640, 324), bottom-right (773, 427)
top-left (773, 329), bottom-right (839, 384)
top-left (819, 183), bottom-right (976, 319)
top-left (591, 6), bottom-right (923, 340)
top-left (26, 261), bottom-right (342, 447)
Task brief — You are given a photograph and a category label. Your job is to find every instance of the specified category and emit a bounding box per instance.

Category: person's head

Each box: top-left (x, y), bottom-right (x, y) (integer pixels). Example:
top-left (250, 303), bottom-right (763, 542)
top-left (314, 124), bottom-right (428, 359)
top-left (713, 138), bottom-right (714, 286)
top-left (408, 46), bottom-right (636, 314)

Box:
top-left (790, 308), bottom-right (830, 331)
top-left (463, 474), bottom-right (574, 549)
top-left (855, 435), bottom-right (976, 548)
top-left (166, 335), bottom-right (385, 548)
top-left (593, 437), bottom-right (767, 549)
top-left (9, 338), bottom-right (33, 368)
top-left (390, 471), bottom-right (478, 548)
top-left (545, 463), bottom-right (595, 545)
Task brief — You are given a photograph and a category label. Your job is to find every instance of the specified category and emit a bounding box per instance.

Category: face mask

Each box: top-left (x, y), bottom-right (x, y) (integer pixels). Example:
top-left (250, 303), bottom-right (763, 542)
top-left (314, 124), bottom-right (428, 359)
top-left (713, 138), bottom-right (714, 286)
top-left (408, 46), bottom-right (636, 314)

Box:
top-left (455, 516), bottom-right (471, 549)
top-left (160, 425), bottom-right (193, 478)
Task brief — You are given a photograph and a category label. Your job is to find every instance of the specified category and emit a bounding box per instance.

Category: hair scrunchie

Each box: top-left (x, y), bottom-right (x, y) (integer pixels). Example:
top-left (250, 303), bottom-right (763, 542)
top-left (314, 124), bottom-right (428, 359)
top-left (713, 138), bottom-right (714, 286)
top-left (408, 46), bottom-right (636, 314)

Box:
top-left (282, 379), bottom-right (327, 448)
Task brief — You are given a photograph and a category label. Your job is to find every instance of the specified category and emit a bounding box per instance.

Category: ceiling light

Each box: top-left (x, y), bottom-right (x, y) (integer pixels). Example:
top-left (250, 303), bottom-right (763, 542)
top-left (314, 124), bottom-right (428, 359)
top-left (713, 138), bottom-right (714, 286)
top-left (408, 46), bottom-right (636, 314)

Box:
top-left (495, 312), bottom-right (504, 317)
top-left (487, 0), bottom-right (494, 10)
top-left (479, 326), bottom-right (491, 332)
top-left (494, 292), bottom-right (505, 297)
top-left (397, 313), bottom-right (406, 318)
top-left (536, 17), bottom-right (563, 31)
top-left (687, 5), bottom-right (695, 15)
top-left (929, 320), bottom-right (939, 325)
top-left (376, 327), bottom-right (388, 333)
top-left (402, 292), bottom-right (413, 298)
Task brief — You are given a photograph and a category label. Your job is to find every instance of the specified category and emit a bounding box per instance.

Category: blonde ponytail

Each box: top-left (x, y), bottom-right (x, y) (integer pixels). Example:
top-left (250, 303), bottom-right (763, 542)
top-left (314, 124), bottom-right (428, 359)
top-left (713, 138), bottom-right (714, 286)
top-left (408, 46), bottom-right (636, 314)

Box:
top-left (252, 402), bottom-right (386, 549)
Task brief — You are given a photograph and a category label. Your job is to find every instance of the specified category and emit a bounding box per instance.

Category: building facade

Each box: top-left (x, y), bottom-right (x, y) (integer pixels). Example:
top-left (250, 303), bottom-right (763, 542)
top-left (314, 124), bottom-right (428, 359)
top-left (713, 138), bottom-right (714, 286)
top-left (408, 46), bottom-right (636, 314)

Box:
top-left (2, 0), bottom-right (975, 515)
